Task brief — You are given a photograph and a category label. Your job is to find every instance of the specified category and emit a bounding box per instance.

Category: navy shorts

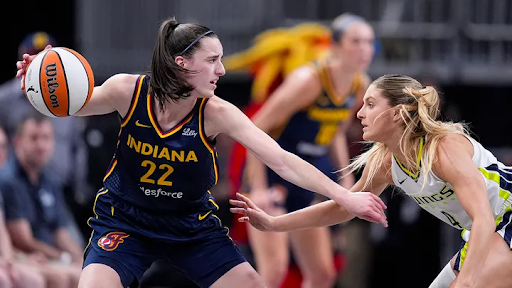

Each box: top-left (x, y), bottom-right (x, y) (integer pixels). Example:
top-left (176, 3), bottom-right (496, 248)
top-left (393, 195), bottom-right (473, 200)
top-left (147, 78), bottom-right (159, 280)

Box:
top-left (266, 154), bottom-right (337, 212)
top-left (83, 189), bottom-right (246, 288)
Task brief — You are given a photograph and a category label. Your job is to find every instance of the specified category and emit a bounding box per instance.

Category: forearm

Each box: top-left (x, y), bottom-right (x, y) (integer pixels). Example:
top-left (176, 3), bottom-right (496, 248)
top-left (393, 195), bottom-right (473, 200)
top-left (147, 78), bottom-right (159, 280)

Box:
top-left (272, 200), bottom-right (354, 231)
top-left (457, 217), bottom-right (495, 286)
top-left (245, 152), bottom-right (269, 190)
top-left (272, 150), bottom-right (348, 200)
top-left (15, 239), bottom-right (62, 260)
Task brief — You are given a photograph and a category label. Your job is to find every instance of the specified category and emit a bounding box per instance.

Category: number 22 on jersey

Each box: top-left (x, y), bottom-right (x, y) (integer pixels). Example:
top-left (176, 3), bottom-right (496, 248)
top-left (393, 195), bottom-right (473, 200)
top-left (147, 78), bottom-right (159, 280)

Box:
top-left (140, 160), bottom-right (174, 186)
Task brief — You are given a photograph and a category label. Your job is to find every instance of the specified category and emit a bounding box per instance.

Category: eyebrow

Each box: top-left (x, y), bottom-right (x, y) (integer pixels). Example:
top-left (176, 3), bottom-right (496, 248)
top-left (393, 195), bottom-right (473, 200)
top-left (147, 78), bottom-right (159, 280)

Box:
top-left (207, 54), bottom-right (221, 60)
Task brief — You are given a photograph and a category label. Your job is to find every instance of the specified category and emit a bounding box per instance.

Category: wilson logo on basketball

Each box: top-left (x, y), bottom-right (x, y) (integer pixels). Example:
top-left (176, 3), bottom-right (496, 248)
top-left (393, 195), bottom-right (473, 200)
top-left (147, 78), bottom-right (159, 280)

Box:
top-left (97, 232), bottom-right (129, 251)
top-left (45, 63), bottom-right (60, 108)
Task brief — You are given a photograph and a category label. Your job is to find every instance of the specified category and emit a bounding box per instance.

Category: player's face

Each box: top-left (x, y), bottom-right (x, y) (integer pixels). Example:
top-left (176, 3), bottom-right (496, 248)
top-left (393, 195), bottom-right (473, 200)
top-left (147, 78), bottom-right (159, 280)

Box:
top-left (0, 129), bottom-right (7, 168)
top-left (15, 120), bottom-right (54, 168)
top-left (333, 22), bottom-right (374, 72)
top-left (183, 37), bottom-right (226, 98)
top-left (357, 85), bottom-right (400, 142)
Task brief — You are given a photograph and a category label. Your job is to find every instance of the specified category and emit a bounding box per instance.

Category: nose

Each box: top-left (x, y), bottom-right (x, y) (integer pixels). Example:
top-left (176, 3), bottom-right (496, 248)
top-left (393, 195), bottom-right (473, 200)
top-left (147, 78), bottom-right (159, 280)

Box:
top-left (216, 62), bottom-right (226, 76)
top-left (356, 106), bottom-right (364, 119)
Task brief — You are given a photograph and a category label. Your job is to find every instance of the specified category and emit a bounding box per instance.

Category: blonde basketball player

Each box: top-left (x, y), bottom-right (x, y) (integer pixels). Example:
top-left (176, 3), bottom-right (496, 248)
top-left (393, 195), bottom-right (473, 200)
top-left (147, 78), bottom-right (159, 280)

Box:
top-left (232, 74), bottom-right (512, 288)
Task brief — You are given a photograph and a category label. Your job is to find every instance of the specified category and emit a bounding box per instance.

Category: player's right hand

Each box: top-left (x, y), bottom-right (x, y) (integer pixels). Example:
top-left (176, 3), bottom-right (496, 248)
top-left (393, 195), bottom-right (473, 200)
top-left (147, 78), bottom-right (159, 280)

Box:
top-left (16, 45), bottom-right (52, 90)
top-left (230, 193), bottom-right (276, 232)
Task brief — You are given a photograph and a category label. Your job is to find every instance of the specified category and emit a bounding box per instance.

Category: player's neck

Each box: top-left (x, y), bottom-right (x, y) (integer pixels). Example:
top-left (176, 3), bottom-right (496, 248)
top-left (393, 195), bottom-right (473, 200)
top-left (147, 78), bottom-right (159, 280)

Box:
top-left (385, 134), bottom-right (424, 172)
top-left (382, 129), bottom-right (411, 163)
top-left (156, 96), bottom-right (197, 122)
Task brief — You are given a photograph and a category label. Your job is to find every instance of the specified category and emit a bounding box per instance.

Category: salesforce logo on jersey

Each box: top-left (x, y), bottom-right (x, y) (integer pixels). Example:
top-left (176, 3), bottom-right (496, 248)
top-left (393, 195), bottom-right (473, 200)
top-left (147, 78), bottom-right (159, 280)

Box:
top-left (140, 186), bottom-right (183, 198)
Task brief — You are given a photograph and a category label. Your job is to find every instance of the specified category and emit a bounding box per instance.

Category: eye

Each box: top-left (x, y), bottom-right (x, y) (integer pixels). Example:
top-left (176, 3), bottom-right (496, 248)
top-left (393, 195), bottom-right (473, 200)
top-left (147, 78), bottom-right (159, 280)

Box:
top-left (368, 102), bottom-right (374, 108)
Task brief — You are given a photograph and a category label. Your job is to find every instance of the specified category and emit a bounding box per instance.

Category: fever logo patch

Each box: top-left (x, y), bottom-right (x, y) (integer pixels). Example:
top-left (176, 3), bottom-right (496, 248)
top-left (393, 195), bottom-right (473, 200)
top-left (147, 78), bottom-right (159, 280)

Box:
top-left (97, 232), bottom-right (129, 251)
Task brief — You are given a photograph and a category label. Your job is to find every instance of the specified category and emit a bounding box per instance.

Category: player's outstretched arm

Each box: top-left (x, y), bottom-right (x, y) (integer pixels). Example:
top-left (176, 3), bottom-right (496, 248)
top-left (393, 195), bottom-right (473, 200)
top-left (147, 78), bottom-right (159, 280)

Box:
top-left (206, 96), bottom-right (388, 226)
top-left (230, 163), bottom-right (390, 231)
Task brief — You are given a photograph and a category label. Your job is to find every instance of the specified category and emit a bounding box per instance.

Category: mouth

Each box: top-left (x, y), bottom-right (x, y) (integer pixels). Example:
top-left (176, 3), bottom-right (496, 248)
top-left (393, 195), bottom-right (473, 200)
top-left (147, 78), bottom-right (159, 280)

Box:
top-left (210, 79), bottom-right (218, 86)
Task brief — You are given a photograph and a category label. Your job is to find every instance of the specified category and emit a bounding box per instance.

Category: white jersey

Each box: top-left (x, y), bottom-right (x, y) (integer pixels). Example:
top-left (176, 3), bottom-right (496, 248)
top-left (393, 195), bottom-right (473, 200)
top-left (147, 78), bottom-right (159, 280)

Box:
top-left (391, 136), bottom-right (512, 231)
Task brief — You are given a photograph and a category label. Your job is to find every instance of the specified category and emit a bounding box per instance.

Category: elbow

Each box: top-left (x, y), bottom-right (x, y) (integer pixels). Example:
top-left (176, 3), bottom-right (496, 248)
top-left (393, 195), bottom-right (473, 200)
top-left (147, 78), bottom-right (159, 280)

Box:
top-left (270, 150), bottom-right (289, 175)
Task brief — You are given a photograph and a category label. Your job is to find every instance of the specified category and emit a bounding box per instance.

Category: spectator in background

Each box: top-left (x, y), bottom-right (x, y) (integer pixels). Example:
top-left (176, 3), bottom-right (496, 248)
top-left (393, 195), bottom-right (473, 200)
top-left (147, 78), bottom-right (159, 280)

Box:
top-left (0, 124), bottom-right (74, 288)
top-left (0, 31), bottom-right (92, 242)
top-left (0, 113), bottom-right (82, 287)
top-left (0, 124), bottom-right (45, 288)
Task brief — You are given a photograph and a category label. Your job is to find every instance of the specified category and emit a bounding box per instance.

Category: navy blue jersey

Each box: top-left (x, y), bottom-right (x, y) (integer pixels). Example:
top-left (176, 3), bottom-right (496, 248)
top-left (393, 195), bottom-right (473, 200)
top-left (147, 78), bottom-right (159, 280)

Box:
top-left (276, 59), bottom-right (364, 157)
top-left (103, 75), bottom-right (219, 212)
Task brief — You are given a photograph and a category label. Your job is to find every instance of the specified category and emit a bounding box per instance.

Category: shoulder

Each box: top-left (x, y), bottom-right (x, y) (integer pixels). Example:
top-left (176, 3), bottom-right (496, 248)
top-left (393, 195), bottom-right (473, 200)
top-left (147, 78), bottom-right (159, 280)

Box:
top-left (266, 64), bottom-right (322, 104)
top-left (99, 73), bottom-right (141, 100)
top-left (98, 73), bottom-right (142, 106)
top-left (101, 73), bottom-right (141, 93)
top-left (289, 64), bottom-right (321, 86)
top-left (432, 133), bottom-right (475, 180)
top-left (203, 96), bottom-right (251, 137)
top-left (203, 96), bottom-right (238, 119)
top-left (435, 133), bottom-right (473, 160)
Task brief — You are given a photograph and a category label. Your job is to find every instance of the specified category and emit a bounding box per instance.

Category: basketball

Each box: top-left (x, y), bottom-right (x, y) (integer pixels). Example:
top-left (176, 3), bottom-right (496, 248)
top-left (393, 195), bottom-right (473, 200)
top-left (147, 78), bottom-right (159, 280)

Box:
top-left (23, 47), bottom-right (94, 117)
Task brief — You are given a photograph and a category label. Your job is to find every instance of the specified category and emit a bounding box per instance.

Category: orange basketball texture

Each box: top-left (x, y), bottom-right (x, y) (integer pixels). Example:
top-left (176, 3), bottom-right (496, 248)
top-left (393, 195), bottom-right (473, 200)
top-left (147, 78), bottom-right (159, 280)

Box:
top-left (24, 47), bottom-right (94, 117)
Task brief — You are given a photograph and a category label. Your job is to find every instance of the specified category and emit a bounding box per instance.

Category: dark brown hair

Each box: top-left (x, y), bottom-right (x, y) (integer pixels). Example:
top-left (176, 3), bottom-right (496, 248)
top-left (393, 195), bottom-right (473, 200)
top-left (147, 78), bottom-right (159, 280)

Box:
top-left (150, 17), bottom-right (217, 110)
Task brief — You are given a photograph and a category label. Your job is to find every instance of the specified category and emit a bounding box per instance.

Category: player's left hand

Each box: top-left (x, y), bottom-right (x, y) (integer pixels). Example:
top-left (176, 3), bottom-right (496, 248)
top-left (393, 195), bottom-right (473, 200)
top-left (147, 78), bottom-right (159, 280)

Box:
top-left (229, 193), bottom-right (276, 231)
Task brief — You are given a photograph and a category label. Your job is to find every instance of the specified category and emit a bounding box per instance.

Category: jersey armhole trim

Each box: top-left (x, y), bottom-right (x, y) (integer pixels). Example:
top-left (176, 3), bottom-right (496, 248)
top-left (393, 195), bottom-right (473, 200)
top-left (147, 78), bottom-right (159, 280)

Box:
top-left (121, 75), bottom-right (146, 127)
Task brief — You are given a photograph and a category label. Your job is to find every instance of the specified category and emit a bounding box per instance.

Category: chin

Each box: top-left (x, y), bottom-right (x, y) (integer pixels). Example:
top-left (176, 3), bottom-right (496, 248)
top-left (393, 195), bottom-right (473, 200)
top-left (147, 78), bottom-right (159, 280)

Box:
top-left (361, 132), bottom-right (375, 142)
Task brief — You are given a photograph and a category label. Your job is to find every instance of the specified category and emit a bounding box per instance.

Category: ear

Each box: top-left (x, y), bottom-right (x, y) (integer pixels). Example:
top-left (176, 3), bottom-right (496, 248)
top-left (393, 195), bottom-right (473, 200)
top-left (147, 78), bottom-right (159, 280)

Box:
top-left (392, 105), bottom-right (403, 122)
top-left (175, 56), bottom-right (186, 68)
